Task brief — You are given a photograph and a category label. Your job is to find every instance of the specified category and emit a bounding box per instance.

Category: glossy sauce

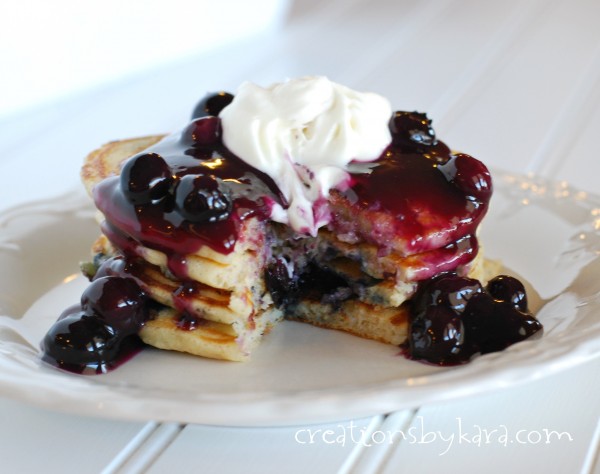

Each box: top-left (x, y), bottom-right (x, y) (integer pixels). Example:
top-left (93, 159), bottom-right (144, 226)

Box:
top-left (340, 150), bottom-right (488, 254)
top-left (94, 139), bottom-right (282, 258)
top-left (403, 274), bottom-right (542, 365)
top-left (94, 115), bottom-right (491, 269)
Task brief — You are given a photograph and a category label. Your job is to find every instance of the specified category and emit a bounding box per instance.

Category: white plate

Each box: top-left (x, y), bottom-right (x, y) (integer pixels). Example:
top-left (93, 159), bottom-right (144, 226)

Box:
top-left (1, 171), bottom-right (599, 426)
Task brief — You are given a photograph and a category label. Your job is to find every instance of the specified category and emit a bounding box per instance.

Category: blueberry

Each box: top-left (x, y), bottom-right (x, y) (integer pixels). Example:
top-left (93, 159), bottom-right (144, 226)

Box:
top-left (440, 154), bottom-right (492, 202)
top-left (409, 305), bottom-right (468, 364)
top-left (41, 312), bottom-right (121, 374)
top-left (120, 153), bottom-right (173, 204)
top-left (463, 290), bottom-right (541, 354)
top-left (174, 173), bottom-right (232, 223)
top-left (182, 116), bottom-right (222, 147)
top-left (191, 92), bottom-right (234, 119)
top-left (486, 275), bottom-right (528, 311)
top-left (80, 276), bottom-right (147, 334)
top-left (467, 300), bottom-right (541, 354)
top-left (390, 111), bottom-right (436, 148)
top-left (415, 274), bottom-right (483, 315)
top-left (265, 257), bottom-right (298, 307)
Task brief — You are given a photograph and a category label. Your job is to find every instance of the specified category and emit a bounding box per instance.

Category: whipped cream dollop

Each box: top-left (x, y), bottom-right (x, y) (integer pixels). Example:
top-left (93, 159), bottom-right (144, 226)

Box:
top-left (219, 76), bottom-right (392, 234)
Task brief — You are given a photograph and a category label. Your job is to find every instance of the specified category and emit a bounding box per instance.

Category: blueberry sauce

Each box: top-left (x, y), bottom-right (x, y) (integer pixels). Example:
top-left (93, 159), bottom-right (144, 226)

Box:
top-left (41, 91), bottom-right (541, 373)
top-left (41, 273), bottom-right (149, 374)
top-left (404, 274), bottom-right (542, 365)
top-left (94, 116), bottom-right (284, 263)
top-left (334, 149), bottom-right (491, 256)
top-left (94, 103), bottom-right (492, 269)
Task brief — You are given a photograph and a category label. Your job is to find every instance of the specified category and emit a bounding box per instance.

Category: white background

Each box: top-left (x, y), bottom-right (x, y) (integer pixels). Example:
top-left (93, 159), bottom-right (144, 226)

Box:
top-left (0, 0), bottom-right (290, 119)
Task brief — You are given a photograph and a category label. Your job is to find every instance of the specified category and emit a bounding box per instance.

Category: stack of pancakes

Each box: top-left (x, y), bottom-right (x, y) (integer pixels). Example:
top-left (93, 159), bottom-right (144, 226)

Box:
top-left (82, 135), bottom-right (495, 362)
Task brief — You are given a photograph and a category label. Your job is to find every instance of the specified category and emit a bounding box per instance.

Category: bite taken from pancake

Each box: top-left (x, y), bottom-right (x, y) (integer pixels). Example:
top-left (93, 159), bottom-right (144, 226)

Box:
top-left (41, 77), bottom-right (542, 374)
